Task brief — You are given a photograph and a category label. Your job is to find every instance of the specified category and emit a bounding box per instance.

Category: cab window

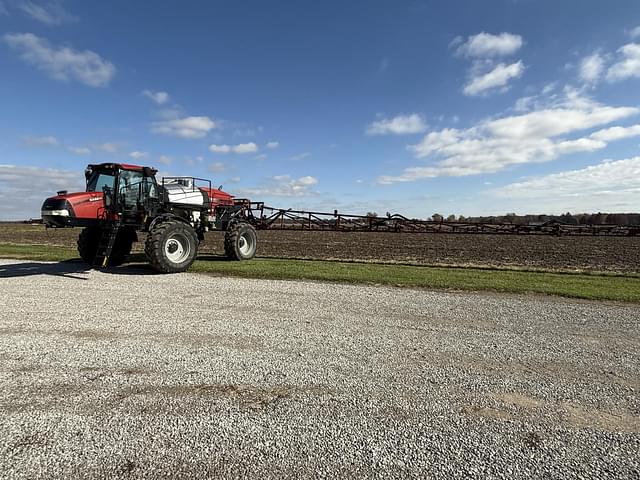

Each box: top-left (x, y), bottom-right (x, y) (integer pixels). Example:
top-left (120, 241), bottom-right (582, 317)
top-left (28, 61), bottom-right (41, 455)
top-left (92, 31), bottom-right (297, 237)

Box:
top-left (87, 172), bottom-right (115, 192)
top-left (119, 170), bottom-right (145, 207)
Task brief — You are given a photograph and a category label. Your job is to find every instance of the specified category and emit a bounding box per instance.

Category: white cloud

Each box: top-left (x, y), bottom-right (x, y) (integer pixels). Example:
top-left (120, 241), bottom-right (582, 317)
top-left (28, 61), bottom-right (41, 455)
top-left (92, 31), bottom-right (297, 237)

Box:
top-left (209, 142), bottom-right (258, 154)
top-left (158, 155), bottom-right (172, 165)
top-left (67, 146), bottom-right (90, 155)
top-left (266, 141), bottom-right (279, 149)
top-left (23, 135), bottom-right (59, 147)
top-left (514, 95), bottom-right (536, 113)
top-left (18, 1), bottom-right (78, 25)
top-left (489, 157), bottom-right (640, 212)
top-left (0, 164), bottom-right (83, 220)
top-left (463, 61), bottom-right (524, 96)
top-left (209, 144), bottom-right (231, 154)
top-left (238, 175), bottom-right (319, 197)
top-left (151, 116), bottom-right (216, 139)
top-left (378, 93), bottom-right (639, 184)
top-left (254, 154), bottom-right (267, 160)
top-left (579, 52), bottom-right (605, 85)
top-left (232, 142), bottom-right (258, 154)
top-left (290, 152), bottom-right (310, 161)
top-left (142, 89), bottom-right (169, 105)
top-left (3, 33), bottom-right (115, 87)
top-left (129, 151), bottom-right (149, 160)
top-left (209, 162), bottom-right (227, 173)
top-left (606, 43), bottom-right (640, 82)
top-left (228, 176), bottom-right (241, 183)
top-left (97, 142), bottom-right (118, 153)
top-left (590, 124), bottom-right (640, 142)
top-left (455, 32), bottom-right (523, 58)
top-left (366, 114), bottom-right (428, 135)
top-left (629, 26), bottom-right (640, 39)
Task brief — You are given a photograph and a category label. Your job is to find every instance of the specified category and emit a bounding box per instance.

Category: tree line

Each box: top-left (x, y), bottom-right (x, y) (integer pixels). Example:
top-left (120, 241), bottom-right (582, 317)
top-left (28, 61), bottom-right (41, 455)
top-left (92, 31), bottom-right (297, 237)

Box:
top-left (431, 212), bottom-right (640, 226)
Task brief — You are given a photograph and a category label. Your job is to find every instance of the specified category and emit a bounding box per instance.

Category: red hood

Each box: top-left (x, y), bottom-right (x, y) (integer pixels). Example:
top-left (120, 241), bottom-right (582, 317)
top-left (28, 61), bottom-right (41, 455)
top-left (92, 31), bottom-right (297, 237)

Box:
top-left (51, 191), bottom-right (103, 202)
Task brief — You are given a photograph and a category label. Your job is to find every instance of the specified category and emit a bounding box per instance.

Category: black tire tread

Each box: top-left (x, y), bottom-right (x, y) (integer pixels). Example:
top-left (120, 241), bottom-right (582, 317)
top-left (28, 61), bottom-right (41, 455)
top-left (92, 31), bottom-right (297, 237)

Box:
top-left (77, 227), bottom-right (100, 265)
top-left (145, 220), bottom-right (197, 273)
top-left (224, 222), bottom-right (257, 261)
top-left (77, 226), bottom-right (134, 268)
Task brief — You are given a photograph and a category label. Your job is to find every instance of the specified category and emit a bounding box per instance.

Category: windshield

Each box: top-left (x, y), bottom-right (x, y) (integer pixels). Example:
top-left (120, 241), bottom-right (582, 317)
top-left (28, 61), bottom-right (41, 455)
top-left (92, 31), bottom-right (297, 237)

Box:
top-left (87, 171), bottom-right (115, 192)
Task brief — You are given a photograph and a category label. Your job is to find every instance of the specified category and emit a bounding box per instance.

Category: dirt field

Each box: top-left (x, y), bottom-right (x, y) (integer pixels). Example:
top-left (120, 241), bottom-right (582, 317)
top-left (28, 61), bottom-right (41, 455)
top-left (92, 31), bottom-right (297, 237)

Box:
top-left (1, 223), bottom-right (639, 273)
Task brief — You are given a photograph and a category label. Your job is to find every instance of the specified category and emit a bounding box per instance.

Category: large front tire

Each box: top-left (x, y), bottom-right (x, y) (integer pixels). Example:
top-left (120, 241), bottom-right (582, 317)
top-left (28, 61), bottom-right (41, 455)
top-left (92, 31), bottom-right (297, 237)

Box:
top-left (145, 220), bottom-right (198, 273)
top-left (77, 227), bottom-right (101, 265)
top-left (224, 222), bottom-right (257, 260)
top-left (77, 227), bottom-right (135, 267)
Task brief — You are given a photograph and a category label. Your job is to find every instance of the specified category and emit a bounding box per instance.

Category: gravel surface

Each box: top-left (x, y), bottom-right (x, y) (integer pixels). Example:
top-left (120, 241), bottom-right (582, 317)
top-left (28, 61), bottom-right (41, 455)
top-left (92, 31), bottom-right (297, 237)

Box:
top-left (0, 259), bottom-right (638, 479)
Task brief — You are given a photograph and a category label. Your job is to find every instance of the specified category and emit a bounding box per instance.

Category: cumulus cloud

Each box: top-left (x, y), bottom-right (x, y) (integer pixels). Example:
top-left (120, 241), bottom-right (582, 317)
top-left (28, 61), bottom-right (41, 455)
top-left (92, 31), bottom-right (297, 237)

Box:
top-left (3, 33), bottom-right (115, 87)
top-left (209, 144), bottom-right (231, 154)
top-left (266, 141), bottom-right (279, 149)
top-left (67, 146), bottom-right (90, 155)
top-left (18, 1), bottom-right (78, 26)
top-left (378, 93), bottom-right (638, 184)
top-left (142, 89), bottom-right (169, 105)
top-left (23, 135), bottom-right (59, 147)
top-left (209, 142), bottom-right (258, 154)
top-left (453, 32), bottom-right (524, 97)
top-left (606, 43), bottom-right (640, 82)
top-left (233, 142), bottom-right (258, 154)
top-left (463, 61), bottom-right (524, 96)
top-left (454, 32), bottom-right (523, 58)
top-left (490, 157), bottom-right (640, 213)
top-left (579, 52), bottom-right (605, 85)
top-left (0, 164), bottom-right (83, 220)
top-left (590, 124), bottom-right (640, 142)
top-left (238, 175), bottom-right (319, 197)
top-left (129, 151), bottom-right (149, 160)
top-left (152, 116), bottom-right (216, 139)
top-left (366, 114), bottom-right (428, 135)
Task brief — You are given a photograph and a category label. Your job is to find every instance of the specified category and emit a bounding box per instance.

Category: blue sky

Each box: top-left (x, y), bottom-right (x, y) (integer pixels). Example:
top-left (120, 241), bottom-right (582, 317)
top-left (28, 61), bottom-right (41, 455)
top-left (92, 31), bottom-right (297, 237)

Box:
top-left (1, 0), bottom-right (640, 220)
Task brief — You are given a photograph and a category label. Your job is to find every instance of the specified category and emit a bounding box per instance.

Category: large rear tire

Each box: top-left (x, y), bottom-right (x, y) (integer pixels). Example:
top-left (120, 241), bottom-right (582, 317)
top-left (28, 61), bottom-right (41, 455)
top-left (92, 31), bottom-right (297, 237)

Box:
top-left (77, 226), bottom-right (135, 267)
top-left (145, 220), bottom-right (198, 273)
top-left (224, 222), bottom-right (257, 260)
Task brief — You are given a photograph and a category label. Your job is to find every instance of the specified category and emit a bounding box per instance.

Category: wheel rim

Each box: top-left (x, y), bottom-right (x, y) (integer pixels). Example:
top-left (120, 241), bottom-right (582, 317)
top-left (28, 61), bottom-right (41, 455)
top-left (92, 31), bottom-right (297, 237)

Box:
top-left (238, 233), bottom-right (253, 256)
top-left (165, 233), bottom-right (191, 264)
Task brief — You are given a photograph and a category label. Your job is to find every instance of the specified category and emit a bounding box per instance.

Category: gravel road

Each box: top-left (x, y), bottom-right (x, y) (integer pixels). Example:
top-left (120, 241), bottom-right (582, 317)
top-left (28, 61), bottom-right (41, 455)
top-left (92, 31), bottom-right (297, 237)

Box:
top-left (0, 259), bottom-right (638, 479)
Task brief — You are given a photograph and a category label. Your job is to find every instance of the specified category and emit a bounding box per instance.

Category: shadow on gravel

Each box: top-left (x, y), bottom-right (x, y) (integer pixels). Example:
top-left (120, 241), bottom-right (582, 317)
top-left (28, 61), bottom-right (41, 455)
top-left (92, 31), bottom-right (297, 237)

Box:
top-left (0, 260), bottom-right (91, 280)
top-left (0, 259), bottom-right (160, 279)
top-left (0, 253), bottom-right (235, 279)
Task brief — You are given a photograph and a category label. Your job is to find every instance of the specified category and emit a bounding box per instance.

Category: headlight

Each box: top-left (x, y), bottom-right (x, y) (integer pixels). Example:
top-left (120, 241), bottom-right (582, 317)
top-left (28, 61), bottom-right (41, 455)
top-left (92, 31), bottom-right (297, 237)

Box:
top-left (41, 209), bottom-right (70, 217)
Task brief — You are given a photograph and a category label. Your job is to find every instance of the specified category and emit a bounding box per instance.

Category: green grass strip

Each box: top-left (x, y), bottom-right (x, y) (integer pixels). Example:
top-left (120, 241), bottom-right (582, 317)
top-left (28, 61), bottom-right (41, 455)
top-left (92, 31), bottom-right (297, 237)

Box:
top-left (1, 243), bottom-right (638, 302)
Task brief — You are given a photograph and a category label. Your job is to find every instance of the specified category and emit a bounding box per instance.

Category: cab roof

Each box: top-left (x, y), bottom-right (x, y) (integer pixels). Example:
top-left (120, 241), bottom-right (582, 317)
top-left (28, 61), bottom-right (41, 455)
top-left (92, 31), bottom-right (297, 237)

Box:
top-left (87, 163), bottom-right (158, 175)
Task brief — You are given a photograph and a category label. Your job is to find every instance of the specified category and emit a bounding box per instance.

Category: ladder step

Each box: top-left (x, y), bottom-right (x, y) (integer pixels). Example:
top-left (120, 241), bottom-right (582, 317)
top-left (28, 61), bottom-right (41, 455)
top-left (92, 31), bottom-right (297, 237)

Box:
top-left (93, 223), bottom-right (122, 268)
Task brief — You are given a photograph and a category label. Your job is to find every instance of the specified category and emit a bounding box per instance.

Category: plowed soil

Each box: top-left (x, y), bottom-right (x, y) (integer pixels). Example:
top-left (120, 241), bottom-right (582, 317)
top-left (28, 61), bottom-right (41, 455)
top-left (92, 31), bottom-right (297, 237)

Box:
top-left (3, 223), bottom-right (639, 273)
